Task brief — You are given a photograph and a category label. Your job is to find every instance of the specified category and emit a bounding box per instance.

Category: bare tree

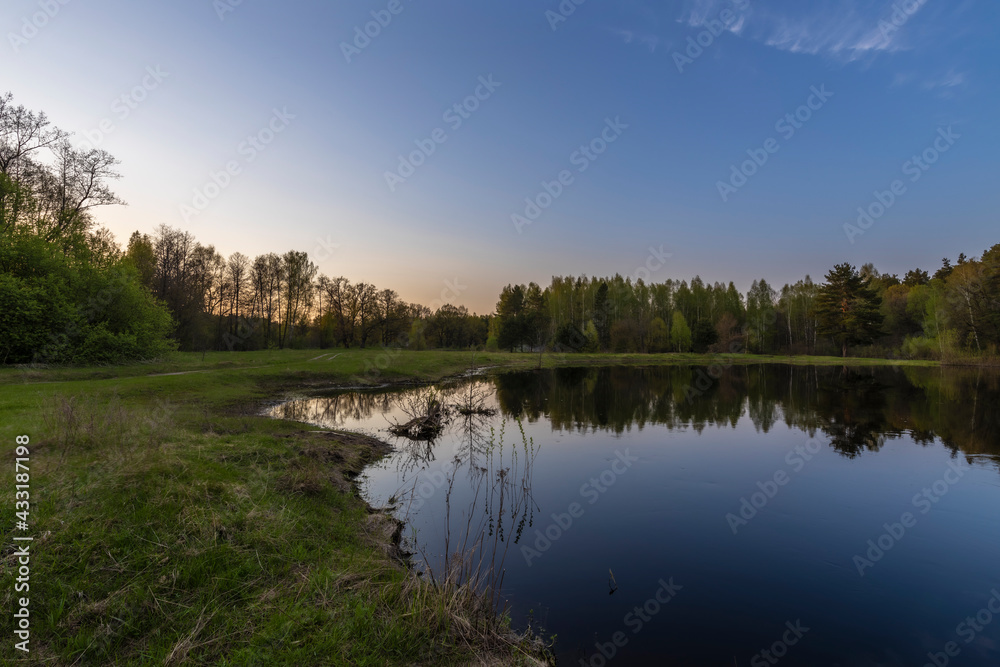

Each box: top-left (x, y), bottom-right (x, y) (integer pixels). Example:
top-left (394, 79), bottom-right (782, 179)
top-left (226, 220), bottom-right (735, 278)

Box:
top-left (322, 276), bottom-right (354, 347)
top-left (1, 94), bottom-right (122, 237)
top-left (226, 252), bottom-right (250, 338)
top-left (250, 253), bottom-right (283, 348)
top-left (355, 282), bottom-right (379, 348)
top-left (42, 140), bottom-right (124, 239)
top-left (0, 92), bottom-right (68, 177)
top-left (278, 250), bottom-right (316, 348)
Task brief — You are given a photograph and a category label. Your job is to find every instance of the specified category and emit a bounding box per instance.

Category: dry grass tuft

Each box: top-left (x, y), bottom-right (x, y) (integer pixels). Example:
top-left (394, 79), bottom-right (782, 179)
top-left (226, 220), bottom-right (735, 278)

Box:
top-left (41, 393), bottom-right (174, 456)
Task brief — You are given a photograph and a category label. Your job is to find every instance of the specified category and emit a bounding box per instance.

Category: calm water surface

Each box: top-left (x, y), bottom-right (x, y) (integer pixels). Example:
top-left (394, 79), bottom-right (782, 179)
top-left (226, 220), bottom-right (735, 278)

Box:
top-left (271, 365), bottom-right (1000, 666)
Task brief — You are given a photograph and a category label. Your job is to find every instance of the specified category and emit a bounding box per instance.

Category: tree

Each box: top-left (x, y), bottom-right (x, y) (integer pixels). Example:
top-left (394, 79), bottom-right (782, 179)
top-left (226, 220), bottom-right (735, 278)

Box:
top-left (746, 279), bottom-right (776, 353)
top-left (354, 282), bottom-right (379, 348)
top-left (593, 281), bottom-right (611, 351)
top-left (278, 250), bottom-right (315, 348)
top-left (524, 282), bottom-right (550, 350)
top-left (933, 257), bottom-right (953, 281)
top-left (124, 231), bottom-right (156, 289)
top-left (670, 311), bottom-right (692, 352)
top-left (648, 317), bottom-right (669, 353)
top-left (151, 225), bottom-right (212, 349)
top-left (691, 319), bottom-right (718, 353)
top-left (251, 253), bottom-right (283, 348)
top-left (813, 263), bottom-right (884, 357)
top-left (42, 140), bottom-right (124, 240)
top-left (946, 261), bottom-right (990, 352)
top-left (225, 252), bottom-right (249, 343)
top-left (903, 268), bottom-right (930, 286)
top-left (0, 219), bottom-right (174, 364)
top-left (496, 284), bottom-right (527, 351)
top-left (714, 312), bottom-right (741, 353)
top-left (554, 321), bottom-right (586, 352)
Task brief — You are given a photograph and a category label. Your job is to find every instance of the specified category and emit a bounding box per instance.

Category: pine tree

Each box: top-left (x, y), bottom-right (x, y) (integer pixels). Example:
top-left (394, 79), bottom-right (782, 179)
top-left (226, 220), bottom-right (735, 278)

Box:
top-left (496, 284), bottom-right (526, 351)
top-left (813, 263), bottom-right (884, 357)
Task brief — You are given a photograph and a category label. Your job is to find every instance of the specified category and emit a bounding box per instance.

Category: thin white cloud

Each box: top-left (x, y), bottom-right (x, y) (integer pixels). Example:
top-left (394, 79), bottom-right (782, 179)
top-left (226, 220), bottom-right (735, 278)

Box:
top-left (611, 27), bottom-right (661, 53)
top-left (891, 71), bottom-right (917, 88)
top-left (676, 0), bottom-right (932, 61)
top-left (920, 69), bottom-right (967, 98)
top-left (920, 69), bottom-right (965, 91)
top-left (891, 68), bottom-right (967, 97)
top-left (679, 0), bottom-right (748, 36)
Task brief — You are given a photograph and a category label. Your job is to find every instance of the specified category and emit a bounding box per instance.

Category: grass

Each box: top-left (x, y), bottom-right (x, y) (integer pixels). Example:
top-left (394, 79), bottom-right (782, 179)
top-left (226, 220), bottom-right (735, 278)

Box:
top-left (0, 348), bottom-right (937, 664)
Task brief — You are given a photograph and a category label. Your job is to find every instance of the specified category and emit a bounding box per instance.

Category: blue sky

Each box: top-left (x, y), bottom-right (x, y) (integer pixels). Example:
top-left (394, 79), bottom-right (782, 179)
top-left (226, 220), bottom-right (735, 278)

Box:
top-left (3, 0), bottom-right (997, 312)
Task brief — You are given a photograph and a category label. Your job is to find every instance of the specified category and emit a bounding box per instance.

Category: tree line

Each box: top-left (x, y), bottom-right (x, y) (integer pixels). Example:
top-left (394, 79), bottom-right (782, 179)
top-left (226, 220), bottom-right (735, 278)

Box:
top-left (492, 252), bottom-right (1000, 359)
top-left (2, 91), bottom-right (997, 364)
top-left (121, 225), bottom-right (491, 353)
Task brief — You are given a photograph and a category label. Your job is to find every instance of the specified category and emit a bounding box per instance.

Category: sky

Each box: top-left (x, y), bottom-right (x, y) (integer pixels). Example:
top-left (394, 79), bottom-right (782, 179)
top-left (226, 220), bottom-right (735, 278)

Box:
top-left (2, 0), bottom-right (997, 313)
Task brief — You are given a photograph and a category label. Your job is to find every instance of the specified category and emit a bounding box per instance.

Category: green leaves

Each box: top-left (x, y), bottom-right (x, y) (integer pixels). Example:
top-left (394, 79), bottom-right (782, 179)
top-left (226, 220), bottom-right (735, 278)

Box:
top-left (814, 263), bottom-right (885, 356)
top-left (0, 228), bottom-right (175, 364)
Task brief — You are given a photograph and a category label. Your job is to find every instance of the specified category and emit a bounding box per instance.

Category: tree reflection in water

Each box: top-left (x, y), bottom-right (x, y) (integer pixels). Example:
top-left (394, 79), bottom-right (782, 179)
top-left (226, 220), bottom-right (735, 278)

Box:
top-left (491, 365), bottom-right (1000, 466)
top-left (271, 365), bottom-right (1000, 488)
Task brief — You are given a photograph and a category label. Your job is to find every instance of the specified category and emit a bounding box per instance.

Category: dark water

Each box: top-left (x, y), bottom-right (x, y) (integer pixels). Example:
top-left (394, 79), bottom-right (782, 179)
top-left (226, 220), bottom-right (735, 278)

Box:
top-left (271, 365), bottom-right (1000, 666)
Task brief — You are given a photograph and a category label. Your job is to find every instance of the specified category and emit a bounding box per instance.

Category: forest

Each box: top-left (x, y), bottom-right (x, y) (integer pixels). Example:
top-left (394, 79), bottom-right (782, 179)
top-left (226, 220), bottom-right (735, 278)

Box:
top-left (493, 252), bottom-right (1000, 360)
top-left (2, 92), bottom-right (998, 364)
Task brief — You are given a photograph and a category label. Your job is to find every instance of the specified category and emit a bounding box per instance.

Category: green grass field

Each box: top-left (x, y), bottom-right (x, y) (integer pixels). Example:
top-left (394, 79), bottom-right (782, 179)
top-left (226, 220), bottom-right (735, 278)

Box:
top-left (0, 349), bottom-right (937, 665)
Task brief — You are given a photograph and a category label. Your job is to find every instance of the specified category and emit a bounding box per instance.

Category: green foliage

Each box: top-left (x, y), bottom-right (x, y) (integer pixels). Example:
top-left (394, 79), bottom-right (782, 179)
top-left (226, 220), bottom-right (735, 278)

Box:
top-left (593, 281), bottom-right (611, 350)
top-left (496, 283), bottom-right (549, 351)
top-left (813, 263), bottom-right (884, 357)
top-left (648, 317), bottom-right (669, 353)
top-left (582, 321), bottom-right (600, 352)
top-left (0, 229), bottom-right (175, 364)
top-left (746, 279), bottom-right (777, 353)
top-left (691, 319), bottom-right (719, 353)
top-left (670, 312), bottom-right (692, 352)
top-left (554, 321), bottom-right (586, 352)
top-left (497, 284), bottom-right (527, 351)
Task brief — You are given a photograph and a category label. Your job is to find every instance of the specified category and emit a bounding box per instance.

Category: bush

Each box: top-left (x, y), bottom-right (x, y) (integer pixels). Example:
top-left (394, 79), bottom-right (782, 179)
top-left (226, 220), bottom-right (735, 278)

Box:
top-left (0, 231), bottom-right (175, 364)
top-left (902, 335), bottom-right (945, 360)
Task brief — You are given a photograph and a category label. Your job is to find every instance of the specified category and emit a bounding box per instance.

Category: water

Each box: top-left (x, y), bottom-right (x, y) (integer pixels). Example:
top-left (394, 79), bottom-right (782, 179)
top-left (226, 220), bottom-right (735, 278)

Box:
top-left (270, 365), bottom-right (1000, 666)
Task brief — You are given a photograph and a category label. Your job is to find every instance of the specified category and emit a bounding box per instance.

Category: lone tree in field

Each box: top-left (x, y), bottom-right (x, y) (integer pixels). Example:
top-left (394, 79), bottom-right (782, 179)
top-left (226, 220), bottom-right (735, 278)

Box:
top-left (813, 263), bottom-right (884, 357)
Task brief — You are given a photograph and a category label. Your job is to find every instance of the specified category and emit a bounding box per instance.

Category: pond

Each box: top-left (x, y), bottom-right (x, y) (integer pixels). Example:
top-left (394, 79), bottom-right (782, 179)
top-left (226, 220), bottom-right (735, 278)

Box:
top-left (270, 365), bottom-right (1000, 666)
